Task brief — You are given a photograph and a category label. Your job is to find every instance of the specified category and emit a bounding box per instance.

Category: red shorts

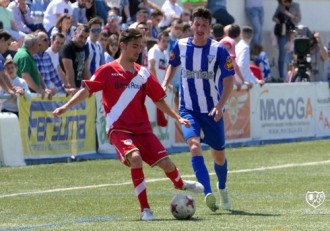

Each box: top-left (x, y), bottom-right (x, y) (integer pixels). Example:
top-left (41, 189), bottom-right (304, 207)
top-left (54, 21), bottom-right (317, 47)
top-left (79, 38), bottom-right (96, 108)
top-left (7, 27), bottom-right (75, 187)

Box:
top-left (109, 130), bottom-right (168, 167)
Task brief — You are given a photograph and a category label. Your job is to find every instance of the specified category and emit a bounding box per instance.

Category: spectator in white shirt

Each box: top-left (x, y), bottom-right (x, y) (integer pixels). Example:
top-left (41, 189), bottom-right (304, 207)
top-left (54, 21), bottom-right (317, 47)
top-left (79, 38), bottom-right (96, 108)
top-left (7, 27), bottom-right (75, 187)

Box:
top-left (43, 0), bottom-right (73, 34)
top-left (235, 26), bottom-right (264, 86)
top-left (45, 33), bottom-right (66, 86)
top-left (158, 0), bottom-right (182, 30)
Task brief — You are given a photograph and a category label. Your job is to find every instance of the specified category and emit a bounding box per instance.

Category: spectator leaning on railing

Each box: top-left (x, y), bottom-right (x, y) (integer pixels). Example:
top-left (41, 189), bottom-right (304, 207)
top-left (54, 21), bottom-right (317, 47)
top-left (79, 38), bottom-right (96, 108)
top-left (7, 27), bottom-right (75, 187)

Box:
top-left (0, 30), bottom-right (18, 95)
top-left (13, 32), bottom-right (56, 98)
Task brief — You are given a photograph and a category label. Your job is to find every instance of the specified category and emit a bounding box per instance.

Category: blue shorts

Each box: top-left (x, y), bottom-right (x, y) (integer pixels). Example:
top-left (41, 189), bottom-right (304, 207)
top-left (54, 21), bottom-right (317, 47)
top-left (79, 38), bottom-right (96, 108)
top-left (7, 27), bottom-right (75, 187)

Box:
top-left (179, 108), bottom-right (226, 151)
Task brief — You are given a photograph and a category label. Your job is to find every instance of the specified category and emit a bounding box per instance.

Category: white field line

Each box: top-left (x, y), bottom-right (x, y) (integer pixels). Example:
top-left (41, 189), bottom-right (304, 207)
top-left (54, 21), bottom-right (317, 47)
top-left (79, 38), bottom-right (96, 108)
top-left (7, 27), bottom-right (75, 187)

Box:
top-left (1, 160), bottom-right (330, 199)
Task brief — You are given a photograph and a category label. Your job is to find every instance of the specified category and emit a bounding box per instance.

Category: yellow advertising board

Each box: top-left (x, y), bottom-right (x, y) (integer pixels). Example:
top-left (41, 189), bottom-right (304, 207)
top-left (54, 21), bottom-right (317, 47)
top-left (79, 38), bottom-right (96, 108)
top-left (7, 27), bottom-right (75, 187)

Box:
top-left (19, 95), bottom-right (96, 157)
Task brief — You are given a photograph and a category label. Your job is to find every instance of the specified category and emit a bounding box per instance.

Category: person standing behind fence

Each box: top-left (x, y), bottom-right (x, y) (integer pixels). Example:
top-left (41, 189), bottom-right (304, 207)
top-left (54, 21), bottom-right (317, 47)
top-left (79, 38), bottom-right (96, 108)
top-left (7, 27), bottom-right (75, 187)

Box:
top-left (43, 0), bottom-right (73, 35)
top-left (273, 0), bottom-right (301, 82)
top-left (1, 59), bottom-right (31, 117)
top-left (162, 7), bottom-right (235, 212)
top-left (245, 0), bottom-right (264, 46)
top-left (52, 28), bottom-right (204, 221)
top-left (59, 24), bottom-right (90, 90)
top-left (0, 30), bottom-right (17, 95)
top-left (148, 31), bottom-right (170, 127)
top-left (13, 33), bottom-right (56, 98)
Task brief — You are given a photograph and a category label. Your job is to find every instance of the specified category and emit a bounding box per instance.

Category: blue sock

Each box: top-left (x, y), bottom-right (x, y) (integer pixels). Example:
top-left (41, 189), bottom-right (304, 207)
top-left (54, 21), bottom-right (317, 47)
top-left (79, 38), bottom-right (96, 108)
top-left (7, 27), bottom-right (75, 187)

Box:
top-left (214, 159), bottom-right (227, 190)
top-left (191, 156), bottom-right (212, 195)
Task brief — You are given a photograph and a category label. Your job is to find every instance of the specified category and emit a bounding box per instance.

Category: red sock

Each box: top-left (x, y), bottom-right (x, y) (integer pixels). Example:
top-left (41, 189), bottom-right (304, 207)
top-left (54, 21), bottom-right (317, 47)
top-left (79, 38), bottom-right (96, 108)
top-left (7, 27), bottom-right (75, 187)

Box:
top-left (131, 168), bottom-right (149, 212)
top-left (165, 167), bottom-right (184, 189)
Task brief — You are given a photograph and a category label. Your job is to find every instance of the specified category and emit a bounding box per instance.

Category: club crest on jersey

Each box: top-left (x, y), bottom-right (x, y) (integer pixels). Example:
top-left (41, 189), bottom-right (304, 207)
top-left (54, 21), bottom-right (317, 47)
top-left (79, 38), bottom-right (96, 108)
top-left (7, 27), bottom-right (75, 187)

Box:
top-left (207, 55), bottom-right (215, 64)
top-left (224, 56), bottom-right (234, 71)
top-left (169, 51), bottom-right (175, 60)
top-left (123, 139), bottom-right (133, 145)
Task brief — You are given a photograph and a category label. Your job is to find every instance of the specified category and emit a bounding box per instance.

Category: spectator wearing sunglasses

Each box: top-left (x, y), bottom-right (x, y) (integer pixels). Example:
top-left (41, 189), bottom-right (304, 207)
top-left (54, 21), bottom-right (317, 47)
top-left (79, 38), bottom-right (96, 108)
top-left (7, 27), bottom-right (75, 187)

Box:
top-left (59, 24), bottom-right (90, 90)
top-left (87, 17), bottom-right (105, 75)
top-left (103, 9), bottom-right (121, 35)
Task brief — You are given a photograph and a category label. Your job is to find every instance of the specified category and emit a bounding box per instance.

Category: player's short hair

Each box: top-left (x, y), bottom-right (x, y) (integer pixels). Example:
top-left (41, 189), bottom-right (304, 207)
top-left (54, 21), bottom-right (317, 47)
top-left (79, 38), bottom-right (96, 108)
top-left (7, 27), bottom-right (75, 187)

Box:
top-left (192, 7), bottom-right (212, 25)
top-left (0, 29), bottom-right (12, 41)
top-left (119, 28), bottom-right (143, 44)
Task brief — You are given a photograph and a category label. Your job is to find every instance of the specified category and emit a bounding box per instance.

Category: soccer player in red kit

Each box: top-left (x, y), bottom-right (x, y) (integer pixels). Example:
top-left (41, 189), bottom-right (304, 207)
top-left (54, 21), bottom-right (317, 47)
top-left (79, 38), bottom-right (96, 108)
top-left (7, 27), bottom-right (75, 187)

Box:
top-left (52, 28), bottom-right (204, 221)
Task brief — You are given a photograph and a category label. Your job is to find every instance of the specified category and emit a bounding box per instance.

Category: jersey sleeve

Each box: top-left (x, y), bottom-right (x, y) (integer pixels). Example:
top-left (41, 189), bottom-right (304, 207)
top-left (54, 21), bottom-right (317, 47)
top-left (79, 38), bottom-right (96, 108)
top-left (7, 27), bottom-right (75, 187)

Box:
top-left (217, 46), bottom-right (235, 78)
top-left (82, 65), bottom-right (107, 94)
top-left (145, 72), bottom-right (166, 102)
top-left (168, 41), bottom-right (181, 67)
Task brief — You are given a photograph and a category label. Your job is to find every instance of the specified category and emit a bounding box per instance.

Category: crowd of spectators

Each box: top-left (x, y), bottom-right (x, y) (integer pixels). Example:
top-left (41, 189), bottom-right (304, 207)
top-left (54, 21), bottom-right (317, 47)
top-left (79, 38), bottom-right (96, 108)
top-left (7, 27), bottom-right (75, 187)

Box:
top-left (1, 0), bottom-right (330, 115)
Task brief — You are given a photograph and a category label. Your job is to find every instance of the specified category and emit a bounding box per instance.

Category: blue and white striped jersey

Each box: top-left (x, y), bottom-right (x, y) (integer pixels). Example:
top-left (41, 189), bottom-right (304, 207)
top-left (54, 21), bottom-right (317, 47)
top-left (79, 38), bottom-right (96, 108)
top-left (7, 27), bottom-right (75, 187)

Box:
top-left (169, 37), bottom-right (235, 113)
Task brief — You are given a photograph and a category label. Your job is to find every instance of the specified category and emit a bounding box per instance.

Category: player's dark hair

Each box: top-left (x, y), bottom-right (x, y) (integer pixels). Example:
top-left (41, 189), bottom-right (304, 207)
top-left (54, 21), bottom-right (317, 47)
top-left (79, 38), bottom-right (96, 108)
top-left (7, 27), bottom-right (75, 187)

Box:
top-left (119, 28), bottom-right (143, 44)
top-left (192, 7), bottom-right (212, 25)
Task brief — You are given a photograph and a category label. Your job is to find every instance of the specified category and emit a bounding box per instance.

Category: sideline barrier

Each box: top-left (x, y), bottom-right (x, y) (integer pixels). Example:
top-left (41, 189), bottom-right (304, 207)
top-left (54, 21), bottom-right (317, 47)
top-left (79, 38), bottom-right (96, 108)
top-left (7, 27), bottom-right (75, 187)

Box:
top-left (0, 113), bottom-right (26, 166)
top-left (4, 82), bottom-right (329, 164)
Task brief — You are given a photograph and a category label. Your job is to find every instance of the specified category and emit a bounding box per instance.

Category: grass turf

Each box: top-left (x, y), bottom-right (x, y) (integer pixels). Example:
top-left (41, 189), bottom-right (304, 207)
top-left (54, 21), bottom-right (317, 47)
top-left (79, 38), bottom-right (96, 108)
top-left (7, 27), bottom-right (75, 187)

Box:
top-left (0, 140), bottom-right (329, 230)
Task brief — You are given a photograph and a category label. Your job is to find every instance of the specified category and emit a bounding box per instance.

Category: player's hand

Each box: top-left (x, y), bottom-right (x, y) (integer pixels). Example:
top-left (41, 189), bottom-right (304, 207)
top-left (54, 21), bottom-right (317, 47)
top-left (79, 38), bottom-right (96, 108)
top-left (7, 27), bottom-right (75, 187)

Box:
top-left (208, 106), bottom-right (224, 122)
top-left (178, 117), bottom-right (191, 128)
top-left (52, 106), bottom-right (67, 117)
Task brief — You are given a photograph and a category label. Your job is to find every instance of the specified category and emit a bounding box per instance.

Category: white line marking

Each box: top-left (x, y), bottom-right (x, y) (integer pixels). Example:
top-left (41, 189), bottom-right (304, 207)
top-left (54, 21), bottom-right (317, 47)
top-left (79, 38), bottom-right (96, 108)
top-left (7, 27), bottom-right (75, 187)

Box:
top-left (1, 160), bottom-right (329, 199)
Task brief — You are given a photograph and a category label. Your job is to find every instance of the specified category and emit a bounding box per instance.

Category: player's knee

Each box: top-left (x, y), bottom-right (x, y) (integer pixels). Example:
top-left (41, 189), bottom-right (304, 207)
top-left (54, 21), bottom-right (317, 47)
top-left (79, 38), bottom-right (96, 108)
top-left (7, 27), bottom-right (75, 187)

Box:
top-left (128, 152), bottom-right (143, 167)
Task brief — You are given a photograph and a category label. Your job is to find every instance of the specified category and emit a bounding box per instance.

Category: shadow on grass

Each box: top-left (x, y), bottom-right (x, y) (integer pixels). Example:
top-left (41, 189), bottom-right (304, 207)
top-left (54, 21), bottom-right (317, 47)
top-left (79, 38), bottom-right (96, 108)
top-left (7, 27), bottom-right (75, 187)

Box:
top-left (221, 209), bottom-right (281, 217)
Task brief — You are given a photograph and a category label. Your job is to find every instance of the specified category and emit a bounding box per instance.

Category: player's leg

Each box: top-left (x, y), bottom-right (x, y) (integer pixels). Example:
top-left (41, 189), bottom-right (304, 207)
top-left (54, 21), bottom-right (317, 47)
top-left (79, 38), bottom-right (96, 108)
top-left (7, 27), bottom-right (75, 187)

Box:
top-left (203, 118), bottom-right (231, 210)
top-left (137, 133), bottom-right (203, 193)
top-left (180, 109), bottom-right (217, 211)
top-left (109, 131), bottom-right (154, 220)
top-left (156, 157), bottom-right (204, 193)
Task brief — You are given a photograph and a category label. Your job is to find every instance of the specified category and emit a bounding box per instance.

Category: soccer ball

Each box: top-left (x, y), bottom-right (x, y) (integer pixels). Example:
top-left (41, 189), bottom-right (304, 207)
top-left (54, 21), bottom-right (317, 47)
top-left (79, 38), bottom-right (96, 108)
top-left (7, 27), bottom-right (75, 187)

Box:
top-left (170, 193), bottom-right (196, 220)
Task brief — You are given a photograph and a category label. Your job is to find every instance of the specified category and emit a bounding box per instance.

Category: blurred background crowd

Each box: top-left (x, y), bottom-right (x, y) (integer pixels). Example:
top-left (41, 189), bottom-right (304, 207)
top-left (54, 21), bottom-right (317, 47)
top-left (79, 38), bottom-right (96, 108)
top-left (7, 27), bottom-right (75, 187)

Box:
top-left (1, 0), bottom-right (330, 115)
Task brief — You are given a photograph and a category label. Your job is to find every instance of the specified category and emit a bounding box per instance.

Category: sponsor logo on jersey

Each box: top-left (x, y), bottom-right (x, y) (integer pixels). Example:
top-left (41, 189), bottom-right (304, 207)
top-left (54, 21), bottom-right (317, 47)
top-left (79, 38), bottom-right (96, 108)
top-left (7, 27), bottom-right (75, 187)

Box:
top-left (111, 73), bottom-right (123, 77)
top-left (224, 56), bottom-right (234, 70)
top-left (114, 81), bottom-right (142, 89)
top-left (182, 69), bottom-right (214, 79)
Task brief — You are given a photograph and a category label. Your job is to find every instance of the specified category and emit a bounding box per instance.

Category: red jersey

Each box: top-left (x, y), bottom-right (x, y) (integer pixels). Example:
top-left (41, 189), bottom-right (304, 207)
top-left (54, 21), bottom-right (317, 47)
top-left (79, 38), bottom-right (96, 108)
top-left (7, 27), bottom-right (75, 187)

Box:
top-left (83, 61), bottom-right (166, 134)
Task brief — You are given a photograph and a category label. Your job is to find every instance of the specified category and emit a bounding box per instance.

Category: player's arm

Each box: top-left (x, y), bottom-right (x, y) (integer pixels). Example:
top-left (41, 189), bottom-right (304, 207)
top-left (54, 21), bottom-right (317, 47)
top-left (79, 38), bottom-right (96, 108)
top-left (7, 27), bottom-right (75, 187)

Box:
top-left (154, 98), bottom-right (190, 128)
top-left (52, 87), bottom-right (89, 117)
top-left (162, 65), bottom-right (178, 91)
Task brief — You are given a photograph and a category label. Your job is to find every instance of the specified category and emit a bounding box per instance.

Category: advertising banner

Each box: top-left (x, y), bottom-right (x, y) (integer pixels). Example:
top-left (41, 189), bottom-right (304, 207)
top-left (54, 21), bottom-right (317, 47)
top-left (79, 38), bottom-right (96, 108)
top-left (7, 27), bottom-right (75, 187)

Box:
top-left (250, 83), bottom-right (315, 140)
top-left (314, 83), bottom-right (330, 136)
top-left (224, 89), bottom-right (251, 142)
top-left (19, 95), bottom-right (96, 157)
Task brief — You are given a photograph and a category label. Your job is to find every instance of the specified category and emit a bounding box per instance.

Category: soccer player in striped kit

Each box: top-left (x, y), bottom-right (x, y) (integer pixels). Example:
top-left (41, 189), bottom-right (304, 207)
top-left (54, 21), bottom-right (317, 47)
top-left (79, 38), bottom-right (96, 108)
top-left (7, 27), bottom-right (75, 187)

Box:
top-left (162, 7), bottom-right (235, 212)
top-left (52, 28), bottom-right (204, 221)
